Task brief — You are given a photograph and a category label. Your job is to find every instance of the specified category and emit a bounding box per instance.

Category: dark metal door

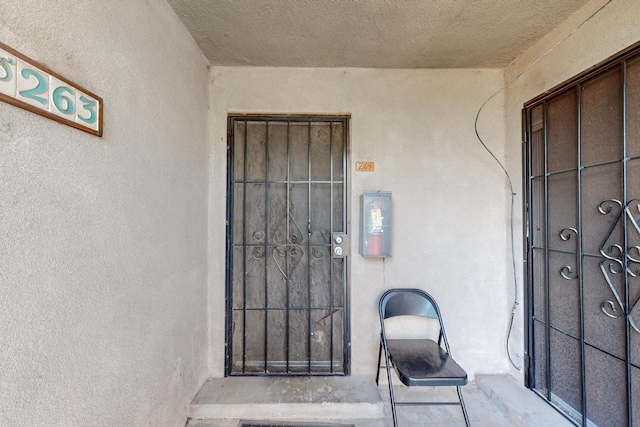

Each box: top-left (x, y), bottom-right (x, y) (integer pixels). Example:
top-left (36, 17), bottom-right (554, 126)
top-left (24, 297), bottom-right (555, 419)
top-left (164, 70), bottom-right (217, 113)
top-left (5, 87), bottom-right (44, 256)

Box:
top-left (524, 45), bottom-right (640, 427)
top-left (225, 115), bottom-right (350, 375)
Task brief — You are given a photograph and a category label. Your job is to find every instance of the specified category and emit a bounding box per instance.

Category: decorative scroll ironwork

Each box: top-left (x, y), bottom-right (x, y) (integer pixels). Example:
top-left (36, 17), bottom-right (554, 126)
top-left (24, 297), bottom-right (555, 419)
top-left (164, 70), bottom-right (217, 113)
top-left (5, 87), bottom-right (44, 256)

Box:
top-left (252, 231), bottom-right (267, 259)
top-left (271, 207), bottom-right (305, 284)
top-left (252, 247), bottom-right (265, 259)
top-left (559, 227), bottom-right (579, 280)
top-left (560, 265), bottom-right (578, 281)
top-left (311, 247), bottom-right (324, 260)
top-left (597, 199), bottom-right (640, 334)
top-left (560, 227), bottom-right (578, 241)
top-left (310, 230), bottom-right (327, 261)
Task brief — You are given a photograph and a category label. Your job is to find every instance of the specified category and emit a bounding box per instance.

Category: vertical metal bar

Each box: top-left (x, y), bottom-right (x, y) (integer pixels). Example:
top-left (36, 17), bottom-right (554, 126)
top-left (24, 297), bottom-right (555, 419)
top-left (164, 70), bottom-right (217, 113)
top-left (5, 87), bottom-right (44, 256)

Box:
top-left (286, 121), bottom-right (291, 373)
top-left (622, 60), bottom-right (633, 427)
top-left (307, 121), bottom-right (312, 373)
top-left (264, 121), bottom-right (270, 373)
top-left (242, 120), bottom-right (248, 373)
top-left (329, 122), bottom-right (335, 373)
top-left (543, 101), bottom-right (552, 401)
top-left (225, 117), bottom-right (235, 376)
top-left (342, 118), bottom-right (350, 374)
top-left (523, 108), bottom-right (534, 389)
top-left (576, 84), bottom-right (588, 427)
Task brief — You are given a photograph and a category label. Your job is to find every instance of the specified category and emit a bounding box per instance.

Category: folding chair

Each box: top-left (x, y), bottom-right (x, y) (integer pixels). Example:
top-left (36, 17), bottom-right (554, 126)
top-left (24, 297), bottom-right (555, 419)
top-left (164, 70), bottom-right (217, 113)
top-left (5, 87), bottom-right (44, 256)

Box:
top-left (376, 288), bottom-right (470, 427)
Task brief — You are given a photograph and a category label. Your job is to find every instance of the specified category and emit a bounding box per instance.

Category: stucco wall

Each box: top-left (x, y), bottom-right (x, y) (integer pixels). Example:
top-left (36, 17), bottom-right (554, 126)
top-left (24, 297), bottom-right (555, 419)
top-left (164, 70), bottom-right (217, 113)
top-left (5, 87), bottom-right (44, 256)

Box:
top-left (209, 67), bottom-right (510, 379)
top-left (0, 1), bottom-right (210, 426)
top-left (503, 0), bottom-right (640, 382)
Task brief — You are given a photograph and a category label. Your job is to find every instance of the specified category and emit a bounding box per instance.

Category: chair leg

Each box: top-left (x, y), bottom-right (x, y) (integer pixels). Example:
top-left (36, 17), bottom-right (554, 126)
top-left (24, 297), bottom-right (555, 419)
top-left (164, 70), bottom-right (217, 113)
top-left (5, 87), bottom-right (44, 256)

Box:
top-left (382, 346), bottom-right (398, 427)
top-left (376, 340), bottom-right (383, 385)
top-left (457, 385), bottom-right (470, 427)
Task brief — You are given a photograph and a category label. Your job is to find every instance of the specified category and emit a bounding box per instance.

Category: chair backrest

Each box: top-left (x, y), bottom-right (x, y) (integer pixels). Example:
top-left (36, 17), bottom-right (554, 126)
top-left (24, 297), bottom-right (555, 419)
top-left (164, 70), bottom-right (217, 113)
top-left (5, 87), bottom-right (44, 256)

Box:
top-left (379, 288), bottom-right (451, 352)
top-left (379, 288), bottom-right (440, 320)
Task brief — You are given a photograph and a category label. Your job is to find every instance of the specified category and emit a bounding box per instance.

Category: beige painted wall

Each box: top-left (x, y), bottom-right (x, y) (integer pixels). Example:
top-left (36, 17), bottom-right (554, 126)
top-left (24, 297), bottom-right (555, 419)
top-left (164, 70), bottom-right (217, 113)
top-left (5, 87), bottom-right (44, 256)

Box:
top-left (503, 0), bottom-right (640, 381)
top-left (209, 67), bottom-right (511, 379)
top-left (0, 1), bottom-right (210, 425)
top-left (2, 0), bottom-right (632, 422)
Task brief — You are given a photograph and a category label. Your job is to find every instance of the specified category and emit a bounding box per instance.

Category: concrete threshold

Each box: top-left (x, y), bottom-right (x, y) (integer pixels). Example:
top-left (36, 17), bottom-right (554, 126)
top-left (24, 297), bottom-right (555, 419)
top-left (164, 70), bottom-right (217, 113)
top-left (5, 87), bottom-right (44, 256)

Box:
top-left (189, 376), bottom-right (385, 423)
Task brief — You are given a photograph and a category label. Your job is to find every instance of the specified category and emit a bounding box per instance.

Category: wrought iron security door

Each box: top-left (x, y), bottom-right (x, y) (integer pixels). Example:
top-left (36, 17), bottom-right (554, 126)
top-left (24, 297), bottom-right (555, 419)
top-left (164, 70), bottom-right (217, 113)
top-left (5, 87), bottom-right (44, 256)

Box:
top-left (226, 115), bottom-right (350, 375)
top-left (524, 45), bottom-right (640, 427)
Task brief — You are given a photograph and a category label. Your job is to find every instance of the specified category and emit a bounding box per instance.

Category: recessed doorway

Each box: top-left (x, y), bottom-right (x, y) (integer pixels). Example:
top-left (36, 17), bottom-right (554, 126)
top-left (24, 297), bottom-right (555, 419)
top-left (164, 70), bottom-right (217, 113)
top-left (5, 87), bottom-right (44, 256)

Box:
top-left (225, 114), bottom-right (351, 376)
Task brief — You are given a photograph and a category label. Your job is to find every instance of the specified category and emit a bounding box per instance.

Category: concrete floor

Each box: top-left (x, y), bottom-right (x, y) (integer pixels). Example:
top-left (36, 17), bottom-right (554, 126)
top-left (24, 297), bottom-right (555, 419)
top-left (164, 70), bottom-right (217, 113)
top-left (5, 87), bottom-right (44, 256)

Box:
top-left (186, 375), bottom-right (574, 427)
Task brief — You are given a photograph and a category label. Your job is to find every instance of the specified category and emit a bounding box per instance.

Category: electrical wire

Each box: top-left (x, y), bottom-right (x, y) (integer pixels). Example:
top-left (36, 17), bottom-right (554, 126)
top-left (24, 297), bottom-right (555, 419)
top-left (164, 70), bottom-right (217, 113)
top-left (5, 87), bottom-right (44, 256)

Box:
top-left (473, 0), bottom-right (613, 371)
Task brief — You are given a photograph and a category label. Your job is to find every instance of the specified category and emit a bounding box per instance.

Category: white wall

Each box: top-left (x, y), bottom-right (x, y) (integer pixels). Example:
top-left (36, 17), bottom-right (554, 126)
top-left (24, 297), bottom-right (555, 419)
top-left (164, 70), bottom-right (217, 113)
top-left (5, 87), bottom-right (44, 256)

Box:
top-left (209, 67), bottom-right (511, 379)
top-left (503, 0), bottom-right (640, 382)
top-left (0, 1), bottom-right (210, 425)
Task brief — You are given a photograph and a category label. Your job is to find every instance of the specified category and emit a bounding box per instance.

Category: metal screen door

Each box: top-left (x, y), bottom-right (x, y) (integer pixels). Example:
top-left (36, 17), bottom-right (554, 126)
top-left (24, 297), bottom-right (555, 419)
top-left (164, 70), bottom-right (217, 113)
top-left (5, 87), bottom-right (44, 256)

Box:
top-left (225, 114), bottom-right (350, 376)
top-left (524, 44), bottom-right (640, 426)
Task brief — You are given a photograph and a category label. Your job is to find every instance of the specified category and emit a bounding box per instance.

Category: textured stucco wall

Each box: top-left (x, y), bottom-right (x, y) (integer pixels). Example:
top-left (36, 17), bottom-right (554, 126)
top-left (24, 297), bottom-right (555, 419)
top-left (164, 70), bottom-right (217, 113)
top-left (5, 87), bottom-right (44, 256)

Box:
top-left (503, 0), bottom-right (640, 382)
top-left (209, 67), bottom-right (510, 379)
top-left (0, 1), bottom-right (210, 426)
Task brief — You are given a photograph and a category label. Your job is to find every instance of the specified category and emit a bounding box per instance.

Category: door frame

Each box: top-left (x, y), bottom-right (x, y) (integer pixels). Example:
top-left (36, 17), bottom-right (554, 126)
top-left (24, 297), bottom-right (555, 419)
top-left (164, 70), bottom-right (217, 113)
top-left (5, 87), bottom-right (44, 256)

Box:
top-left (224, 113), bottom-right (352, 376)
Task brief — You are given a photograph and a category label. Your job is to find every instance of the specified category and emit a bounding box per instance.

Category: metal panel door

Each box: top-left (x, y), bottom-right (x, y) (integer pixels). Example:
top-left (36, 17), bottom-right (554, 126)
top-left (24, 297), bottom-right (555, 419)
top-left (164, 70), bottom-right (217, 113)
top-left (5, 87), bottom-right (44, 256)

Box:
top-left (524, 46), bottom-right (640, 427)
top-left (226, 115), bottom-right (350, 375)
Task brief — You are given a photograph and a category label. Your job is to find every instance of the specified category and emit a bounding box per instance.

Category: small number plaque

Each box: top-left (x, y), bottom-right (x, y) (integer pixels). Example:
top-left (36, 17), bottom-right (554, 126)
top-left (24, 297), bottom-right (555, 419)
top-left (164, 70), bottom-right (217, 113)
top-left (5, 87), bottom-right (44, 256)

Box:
top-left (0, 42), bottom-right (102, 136)
top-left (356, 161), bottom-right (375, 171)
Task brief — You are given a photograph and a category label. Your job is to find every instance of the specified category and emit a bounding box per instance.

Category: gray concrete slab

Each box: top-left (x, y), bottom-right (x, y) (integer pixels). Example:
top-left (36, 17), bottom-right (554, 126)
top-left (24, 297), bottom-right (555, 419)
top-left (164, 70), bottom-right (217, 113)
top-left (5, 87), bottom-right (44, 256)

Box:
top-left (192, 376), bottom-right (382, 405)
top-left (475, 375), bottom-right (574, 427)
top-left (378, 381), bottom-right (514, 427)
top-left (187, 375), bottom-right (575, 427)
top-left (188, 420), bottom-right (383, 427)
top-left (189, 376), bottom-right (385, 422)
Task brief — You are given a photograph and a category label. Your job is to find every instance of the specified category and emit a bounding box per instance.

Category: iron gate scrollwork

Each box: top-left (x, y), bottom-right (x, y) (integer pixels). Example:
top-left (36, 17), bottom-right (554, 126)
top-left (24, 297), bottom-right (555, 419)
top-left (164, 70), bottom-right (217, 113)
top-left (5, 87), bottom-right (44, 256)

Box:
top-left (558, 202), bottom-right (640, 334)
top-left (596, 199), bottom-right (640, 334)
top-left (525, 43), bottom-right (640, 427)
top-left (225, 115), bottom-right (350, 376)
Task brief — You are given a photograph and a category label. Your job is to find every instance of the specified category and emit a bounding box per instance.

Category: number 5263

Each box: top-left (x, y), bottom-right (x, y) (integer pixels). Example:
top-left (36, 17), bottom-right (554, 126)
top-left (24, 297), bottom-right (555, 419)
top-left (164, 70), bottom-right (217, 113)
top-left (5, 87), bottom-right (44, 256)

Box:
top-left (0, 43), bottom-right (102, 136)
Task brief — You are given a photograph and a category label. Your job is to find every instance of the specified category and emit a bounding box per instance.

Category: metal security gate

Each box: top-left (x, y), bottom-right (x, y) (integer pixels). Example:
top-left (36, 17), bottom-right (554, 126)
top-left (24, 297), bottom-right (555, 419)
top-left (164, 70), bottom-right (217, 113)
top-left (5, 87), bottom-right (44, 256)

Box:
top-left (225, 114), bottom-right (350, 376)
top-left (524, 44), bottom-right (640, 426)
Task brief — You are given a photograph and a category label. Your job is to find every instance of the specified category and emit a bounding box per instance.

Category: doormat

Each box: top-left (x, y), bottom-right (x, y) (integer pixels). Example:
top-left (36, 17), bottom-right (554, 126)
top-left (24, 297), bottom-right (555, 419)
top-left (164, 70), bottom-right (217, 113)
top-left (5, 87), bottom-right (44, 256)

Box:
top-left (239, 423), bottom-right (355, 427)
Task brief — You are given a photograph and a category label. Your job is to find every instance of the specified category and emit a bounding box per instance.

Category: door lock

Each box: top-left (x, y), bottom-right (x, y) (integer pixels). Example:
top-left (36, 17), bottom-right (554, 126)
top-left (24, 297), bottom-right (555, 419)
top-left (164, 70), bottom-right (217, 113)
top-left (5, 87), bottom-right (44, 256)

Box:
top-left (332, 233), bottom-right (350, 258)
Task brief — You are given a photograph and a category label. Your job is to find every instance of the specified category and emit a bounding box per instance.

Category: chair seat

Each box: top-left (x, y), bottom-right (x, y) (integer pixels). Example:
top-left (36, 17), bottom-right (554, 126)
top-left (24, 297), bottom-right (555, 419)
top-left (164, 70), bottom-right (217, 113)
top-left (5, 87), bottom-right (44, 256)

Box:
top-left (386, 338), bottom-right (468, 387)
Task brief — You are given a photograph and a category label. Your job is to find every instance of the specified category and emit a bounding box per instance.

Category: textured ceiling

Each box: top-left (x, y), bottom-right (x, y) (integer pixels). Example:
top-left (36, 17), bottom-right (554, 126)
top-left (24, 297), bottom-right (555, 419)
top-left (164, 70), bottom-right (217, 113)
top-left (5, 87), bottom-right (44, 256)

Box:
top-left (167, 0), bottom-right (593, 68)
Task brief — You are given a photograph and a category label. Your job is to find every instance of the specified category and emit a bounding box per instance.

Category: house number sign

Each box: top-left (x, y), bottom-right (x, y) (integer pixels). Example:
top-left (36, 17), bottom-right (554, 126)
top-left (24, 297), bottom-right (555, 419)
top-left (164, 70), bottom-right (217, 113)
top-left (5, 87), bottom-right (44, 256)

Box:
top-left (0, 42), bottom-right (102, 136)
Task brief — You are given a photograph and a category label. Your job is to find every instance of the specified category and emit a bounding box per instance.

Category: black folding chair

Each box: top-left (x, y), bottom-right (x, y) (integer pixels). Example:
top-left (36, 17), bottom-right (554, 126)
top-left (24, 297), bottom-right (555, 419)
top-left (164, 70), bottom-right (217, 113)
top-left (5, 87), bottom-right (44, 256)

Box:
top-left (376, 288), bottom-right (470, 427)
